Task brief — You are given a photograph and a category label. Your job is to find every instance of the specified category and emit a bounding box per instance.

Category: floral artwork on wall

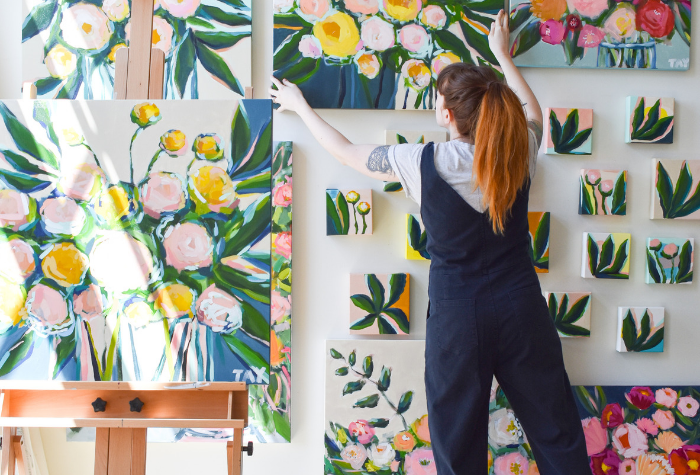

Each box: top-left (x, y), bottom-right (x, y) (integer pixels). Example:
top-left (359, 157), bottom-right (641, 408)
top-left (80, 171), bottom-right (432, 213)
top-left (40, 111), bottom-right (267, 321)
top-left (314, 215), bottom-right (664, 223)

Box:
top-left (581, 233), bottom-right (630, 279)
top-left (544, 108), bottom-right (592, 155)
top-left (406, 214), bottom-right (429, 261)
top-left (527, 211), bottom-right (549, 273)
top-left (646, 238), bottom-right (693, 285)
top-left (349, 273), bottom-right (410, 335)
top-left (544, 291), bottom-right (591, 337)
top-left (22, 0), bottom-right (252, 99)
top-left (651, 159), bottom-right (700, 220)
top-left (273, 1), bottom-right (503, 110)
top-left (508, 0), bottom-right (691, 70)
top-left (625, 97), bottom-right (675, 144)
top-left (617, 307), bottom-right (665, 352)
top-left (0, 99), bottom-right (272, 384)
top-left (579, 169), bottom-right (627, 216)
top-left (327, 189), bottom-right (373, 235)
top-left (383, 130), bottom-right (448, 193)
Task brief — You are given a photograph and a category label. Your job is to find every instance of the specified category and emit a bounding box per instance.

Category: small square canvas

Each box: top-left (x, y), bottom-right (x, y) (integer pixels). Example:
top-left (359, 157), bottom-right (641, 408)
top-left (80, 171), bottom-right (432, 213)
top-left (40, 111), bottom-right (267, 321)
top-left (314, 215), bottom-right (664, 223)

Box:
top-left (327, 189), bottom-right (373, 235)
top-left (544, 108), bottom-right (593, 155)
top-left (617, 307), bottom-right (665, 353)
top-left (581, 233), bottom-right (630, 279)
top-left (350, 274), bottom-right (410, 335)
top-left (651, 159), bottom-right (700, 220)
top-left (544, 292), bottom-right (591, 338)
top-left (528, 212), bottom-right (549, 273)
top-left (406, 214), bottom-right (429, 260)
top-left (646, 238), bottom-right (694, 284)
top-left (626, 97), bottom-right (674, 144)
top-left (579, 170), bottom-right (627, 216)
top-left (383, 131), bottom-right (448, 193)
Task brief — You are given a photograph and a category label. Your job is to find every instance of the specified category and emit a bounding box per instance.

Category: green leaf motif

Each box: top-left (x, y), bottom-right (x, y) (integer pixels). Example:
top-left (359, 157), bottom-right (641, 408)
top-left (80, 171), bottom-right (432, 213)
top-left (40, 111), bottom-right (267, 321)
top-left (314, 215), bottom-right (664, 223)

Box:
top-left (362, 356), bottom-right (373, 378)
top-left (510, 21), bottom-right (541, 58)
top-left (646, 250), bottom-right (663, 284)
top-left (596, 236), bottom-right (614, 274)
top-left (533, 212), bottom-right (550, 262)
top-left (0, 102), bottom-right (59, 169)
top-left (397, 391), bottom-right (414, 414)
top-left (366, 274), bottom-right (385, 310)
top-left (174, 30), bottom-right (197, 99)
top-left (549, 110), bottom-right (562, 150)
top-left (354, 394), bottom-right (380, 408)
top-left (343, 380), bottom-right (365, 396)
top-left (351, 294), bottom-right (377, 314)
top-left (621, 310), bottom-right (638, 351)
top-left (610, 172), bottom-right (627, 215)
top-left (560, 109), bottom-right (580, 145)
top-left (0, 331), bottom-right (35, 377)
top-left (330, 348), bottom-right (343, 359)
top-left (335, 367), bottom-right (349, 376)
top-left (195, 41), bottom-right (244, 96)
top-left (348, 351), bottom-right (356, 367)
top-left (22, 0), bottom-right (57, 42)
top-left (377, 366), bottom-right (391, 391)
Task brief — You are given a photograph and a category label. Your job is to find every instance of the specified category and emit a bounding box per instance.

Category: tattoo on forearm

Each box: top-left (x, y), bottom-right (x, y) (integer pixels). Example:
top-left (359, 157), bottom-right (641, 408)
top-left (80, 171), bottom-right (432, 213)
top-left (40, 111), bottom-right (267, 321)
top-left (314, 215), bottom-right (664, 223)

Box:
top-left (367, 146), bottom-right (394, 175)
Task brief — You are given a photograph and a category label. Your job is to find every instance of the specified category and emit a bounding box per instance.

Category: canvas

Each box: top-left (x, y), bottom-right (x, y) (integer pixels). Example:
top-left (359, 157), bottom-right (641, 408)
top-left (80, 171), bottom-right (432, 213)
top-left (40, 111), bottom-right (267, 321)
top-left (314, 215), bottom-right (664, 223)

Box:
top-left (327, 189), bottom-right (373, 235)
top-left (383, 130), bottom-right (448, 192)
top-left (22, 0), bottom-right (252, 99)
top-left (617, 307), bottom-right (665, 352)
top-left (646, 238), bottom-right (694, 285)
top-left (508, 0), bottom-right (691, 70)
top-left (273, 1), bottom-right (502, 110)
top-left (349, 274), bottom-right (410, 335)
top-left (527, 211), bottom-right (549, 273)
top-left (0, 99), bottom-right (272, 385)
top-left (406, 214), bottom-right (429, 260)
top-left (544, 108), bottom-right (593, 155)
top-left (581, 233), bottom-right (630, 279)
top-left (579, 169), bottom-right (627, 216)
top-left (625, 97), bottom-right (675, 143)
top-left (544, 292), bottom-right (591, 337)
top-left (651, 159), bottom-right (700, 220)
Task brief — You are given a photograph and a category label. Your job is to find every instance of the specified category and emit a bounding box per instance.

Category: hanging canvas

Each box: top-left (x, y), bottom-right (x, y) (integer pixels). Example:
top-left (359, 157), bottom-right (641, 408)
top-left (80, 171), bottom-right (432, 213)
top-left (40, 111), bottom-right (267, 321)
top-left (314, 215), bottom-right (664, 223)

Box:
top-left (544, 292), bottom-right (591, 337)
top-left (579, 169), bottom-right (627, 216)
top-left (544, 108), bottom-right (593, 155)
top-left (527, 211), bottom-right (549, 273)
top-left (651, 159), bottom-right (700, 220)
top-left (581, 233), bottom-right (630, 279)
top-left (273, 1), bottom-right (502, 110)
top-left (22, 0), bottom-right (252, 99)
top-left (0, 99), bottom-right (272, 385)
top-left (406, 214), bottom-right (429, 260)
top-left (625, 97), bottom-right (675, 144)
top-left (646, 238), bottom-right (693, 285)
top-left (383, 131), bottom-right (448, 192)
top-left (616, 307), bottom-right (665, 352)
top-left (327, 189), bottom-right (373, 236)
top-left (349, 273), bottom-right (410, 335)
top-left (508, 0), bottom-right (691, 70)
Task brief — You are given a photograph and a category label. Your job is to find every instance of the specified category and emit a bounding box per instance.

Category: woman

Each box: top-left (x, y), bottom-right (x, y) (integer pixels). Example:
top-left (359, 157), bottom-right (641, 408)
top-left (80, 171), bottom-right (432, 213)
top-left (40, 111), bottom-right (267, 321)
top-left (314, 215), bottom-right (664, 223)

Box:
top-left (270, 10), bottom-right (590, 475)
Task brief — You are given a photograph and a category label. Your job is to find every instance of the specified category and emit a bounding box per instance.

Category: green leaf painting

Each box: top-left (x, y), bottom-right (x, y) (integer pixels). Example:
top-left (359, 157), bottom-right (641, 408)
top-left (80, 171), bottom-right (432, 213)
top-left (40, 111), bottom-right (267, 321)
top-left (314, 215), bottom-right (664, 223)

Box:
top-left (579, 170), bottom-right (627, 216)
top-left (327, 189), bottom-right (373, 235)
top-left (652, 159), bottom-right (700, 220)
top-left (646, 238), bottom-right (693, 285)
top-left (626, 97), bottom-right (674, 144)
top-left (545, 108), bottom-right (593, 155)
top-left (617, 307), bottom-right (665, 353)
top-left (545, 292), bottom-right (591, 338)
top-left (21, 0), bottom-right (252, 99)
top-left (406, 214), bottom-right (430, 261)
top-left (527, 211), bottom-right (549, 273)
top-left (582, 233), bottom-right (630, 279)
top-left (350, 274), bottom-right (410, 335)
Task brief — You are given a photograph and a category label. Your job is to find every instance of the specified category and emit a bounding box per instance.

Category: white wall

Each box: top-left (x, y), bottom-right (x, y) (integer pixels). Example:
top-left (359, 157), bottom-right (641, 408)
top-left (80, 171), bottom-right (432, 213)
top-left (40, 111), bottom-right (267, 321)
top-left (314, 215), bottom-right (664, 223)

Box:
top-left (1, 0), bottom-right (700, 473)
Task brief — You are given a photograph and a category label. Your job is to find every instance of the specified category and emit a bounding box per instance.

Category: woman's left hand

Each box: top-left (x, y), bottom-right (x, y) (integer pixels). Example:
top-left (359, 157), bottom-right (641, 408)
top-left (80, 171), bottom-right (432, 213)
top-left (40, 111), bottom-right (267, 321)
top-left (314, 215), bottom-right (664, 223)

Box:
top-left (269, 76), bottom-right (309, 113)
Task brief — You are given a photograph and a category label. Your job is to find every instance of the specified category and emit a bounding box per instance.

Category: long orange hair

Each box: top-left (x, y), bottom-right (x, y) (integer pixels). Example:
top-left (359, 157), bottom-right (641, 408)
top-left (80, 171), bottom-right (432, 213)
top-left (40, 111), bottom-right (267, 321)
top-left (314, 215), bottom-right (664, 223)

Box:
top-left (437, 64), bottom-right (530, 235)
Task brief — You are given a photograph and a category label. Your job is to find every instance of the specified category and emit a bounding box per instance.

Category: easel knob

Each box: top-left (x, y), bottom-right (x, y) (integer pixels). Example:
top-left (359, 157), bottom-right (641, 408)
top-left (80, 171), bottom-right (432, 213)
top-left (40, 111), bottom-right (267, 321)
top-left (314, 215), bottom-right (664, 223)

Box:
top-left (91, 398), bottom-right (107, 413)
top-left (242, 441), bottom-right (253, 456)
top-left (129, 397), bottom-right (144, 413)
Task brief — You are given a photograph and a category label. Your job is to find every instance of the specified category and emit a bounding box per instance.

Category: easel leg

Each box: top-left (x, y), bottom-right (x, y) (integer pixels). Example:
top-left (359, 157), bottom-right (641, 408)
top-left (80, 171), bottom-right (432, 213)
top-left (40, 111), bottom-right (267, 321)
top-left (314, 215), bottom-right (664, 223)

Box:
top-left (228, 428), bottom-right (243, 475)
top-left (94, 428), bottom-right (110, 475)
top-left (1, 427), bottom-right (15, 475)
top-left (11, 438), bottom-right (23, 475)
top-left (131, 429), bottom-right (146, 475)
top-left (107, 429), bottom-right (133, 475)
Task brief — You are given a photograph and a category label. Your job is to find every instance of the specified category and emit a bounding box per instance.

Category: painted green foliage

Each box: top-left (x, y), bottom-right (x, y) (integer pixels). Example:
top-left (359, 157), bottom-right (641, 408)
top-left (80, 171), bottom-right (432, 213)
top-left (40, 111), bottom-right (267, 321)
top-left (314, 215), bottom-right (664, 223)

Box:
top-left (646, 238), bottom-right (693, 285)
top-left (527, 212), bottom-right (549, 273)
top-left (628, 97), bottom-right (674, 143)
top-left (548, 109), bottom-right (592, 154)
top-left (620, 308), bottom-right (664, 352)
top-left (327, 189), bottom-right (372, 235)
top-left (655, 160), bottom-right (700, 219)
top-left (407, 214), bottom-right (430, 260)
top-left (547, 293), bottom-right (591, 337)
top-left (579, 170), bottom-right (627, 216)
top-left (351, 274), bottom-right (409, 335)
top-left (584, 233), bottom-right (630, 279)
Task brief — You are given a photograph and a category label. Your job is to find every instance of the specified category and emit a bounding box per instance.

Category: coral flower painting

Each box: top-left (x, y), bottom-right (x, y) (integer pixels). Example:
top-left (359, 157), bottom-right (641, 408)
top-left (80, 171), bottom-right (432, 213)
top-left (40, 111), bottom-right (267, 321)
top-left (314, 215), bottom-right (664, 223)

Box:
top-left (616, 307), bottom-right (665, 352)
top-left (273, 0), bottom-right (503, 110)
top-left (327, 189), bottom-right (373, 235)
top-left (646, 238), bottom-right (693, 285)
top-left (544, 108), bottom-right (593, 155)
top-left (22, 0), bottom-right (252, 99)
top-left (651, 159), bottom-right (700, 220)
top-left (544, 291), bottom-right (591, 337)
top-left (527, 211), bottom-right (549, 273)
top-left (626, 97), bottom-right (675, 144)
top-left (406, 214), bottom-right (429, 260)
top-left (579, 169), bottom-right (627, 216)
top-left (350, 273), bottom-right (410, 335)
top-left (582, 233), bottom-right (630, 279)
top-left (508, 0), bottom-right (691, 70)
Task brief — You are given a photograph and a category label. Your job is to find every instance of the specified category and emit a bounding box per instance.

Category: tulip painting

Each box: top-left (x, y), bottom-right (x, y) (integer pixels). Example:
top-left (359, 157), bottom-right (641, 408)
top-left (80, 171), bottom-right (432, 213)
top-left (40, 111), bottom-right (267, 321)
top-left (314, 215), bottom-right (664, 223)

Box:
top-left (544, 291), bottom-right (591, 337)
top-left (349, 273), bottom-right (410, 335)
top-left (581, 233), bottom-right (630, 279)
top-left (0, 99), bottom-right (275, 386)
top-left (274, 1), bottom-right (503, 110)
top-left (527, 211), bottom-right (549, 273)
top-left (617, 307), bottom-right (665, 352)
top-left (509, 0), bottom-right (691, 69)
top-left (383, 130), bottom-right (448, 192)
top-left (22, 0), bottom-right (252, 99)
top-left (544, 108), bottom-right (593, 155)
top-left (579, 169), bottom-right (627, 216)
top-left (406, 214), bottom-right (430, 260)
top-left (327, 189), bottom-right (373, 235)
top-left (652, 159), bottom-right (700, 220)
top-left (626, 97), bottom-right (675, 144)
top-left (646, 238), bottom-right (693, 285)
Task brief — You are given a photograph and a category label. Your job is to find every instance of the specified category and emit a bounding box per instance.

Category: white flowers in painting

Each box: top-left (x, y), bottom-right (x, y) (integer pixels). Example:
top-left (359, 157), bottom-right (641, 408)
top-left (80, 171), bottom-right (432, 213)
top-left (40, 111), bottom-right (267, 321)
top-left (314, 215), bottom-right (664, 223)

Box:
top-left (60, 3), bottom-right (113, 51)
top-left (488, 408), bottom-right (524, 447)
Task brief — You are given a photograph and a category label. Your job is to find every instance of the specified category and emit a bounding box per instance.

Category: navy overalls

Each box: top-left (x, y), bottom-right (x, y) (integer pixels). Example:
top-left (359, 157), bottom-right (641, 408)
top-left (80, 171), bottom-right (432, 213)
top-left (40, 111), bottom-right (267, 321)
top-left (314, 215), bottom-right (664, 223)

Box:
top-left (420, 144), bottom-right (590, 474)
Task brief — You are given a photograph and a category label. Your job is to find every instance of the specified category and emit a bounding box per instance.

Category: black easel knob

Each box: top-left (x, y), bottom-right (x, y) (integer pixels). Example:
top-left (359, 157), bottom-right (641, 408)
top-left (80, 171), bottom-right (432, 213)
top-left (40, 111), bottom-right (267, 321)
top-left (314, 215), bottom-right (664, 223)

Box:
top-left (92, 398), bottom-right (107, 413)
top-left (129, 397), bottom-right (144, 412)
top-left (242, 441), bottom-right (253, 456)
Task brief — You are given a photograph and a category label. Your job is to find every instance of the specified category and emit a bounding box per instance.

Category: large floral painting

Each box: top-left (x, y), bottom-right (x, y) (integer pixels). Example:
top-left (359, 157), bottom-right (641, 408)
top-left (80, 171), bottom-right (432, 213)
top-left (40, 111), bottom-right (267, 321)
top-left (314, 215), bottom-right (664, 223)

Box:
top-left (273, 0), bottom-right (503, 110)
top-left (0, 99), bottom-right (272, 383)
top-left (22, 0), bottom-right (252, 99)
top-left (508, 0), bottom-right (691, 70)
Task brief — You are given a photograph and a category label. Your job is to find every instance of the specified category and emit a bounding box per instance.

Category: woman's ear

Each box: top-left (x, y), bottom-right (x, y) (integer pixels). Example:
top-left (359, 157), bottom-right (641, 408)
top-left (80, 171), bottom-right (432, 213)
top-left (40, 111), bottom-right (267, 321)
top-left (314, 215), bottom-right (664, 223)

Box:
top-left (443, 107), bottom-right (454, 127)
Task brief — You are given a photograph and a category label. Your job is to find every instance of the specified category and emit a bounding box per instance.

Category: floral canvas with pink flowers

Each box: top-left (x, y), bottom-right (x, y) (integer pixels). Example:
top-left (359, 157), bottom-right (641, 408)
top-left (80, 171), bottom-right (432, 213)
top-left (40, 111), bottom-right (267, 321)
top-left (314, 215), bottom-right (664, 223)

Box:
top-left (0, 99), bottom-right (274, 386)
top-left (508, 0), bottom-right (691, 70)
top-left (273, 1), bottom-right (502, 110)
top-left (579, 169), bottom-right (627, 216)
top-left (646, 238), bottom-right (693, 285)
top-left (22, 0), bottom-right (252, 99)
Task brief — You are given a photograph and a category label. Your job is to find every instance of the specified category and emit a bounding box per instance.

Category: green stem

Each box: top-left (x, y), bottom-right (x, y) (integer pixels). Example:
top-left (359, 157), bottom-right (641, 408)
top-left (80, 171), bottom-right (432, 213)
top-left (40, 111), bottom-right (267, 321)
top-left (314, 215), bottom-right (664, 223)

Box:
top-left (129, 128), bottom-right (142, 184)
top-left (654, 250), bottom-right (667, 283)
top-left (352, 205), bottom-right (358, 234)
top-left (592, 191), bottom-right (599, 216)
top-left (81, 143), bottom-right (103, 170)
top-left (146, 149), bottom-right (163, 177)
top-left (103, 311), bottom-right (122, 381)
top-left (362, 215), bottom-right (367, 234)
top-left (163, 318), bottom-right (174, 380)
top-left (670, 255), bottom-right (677, 283)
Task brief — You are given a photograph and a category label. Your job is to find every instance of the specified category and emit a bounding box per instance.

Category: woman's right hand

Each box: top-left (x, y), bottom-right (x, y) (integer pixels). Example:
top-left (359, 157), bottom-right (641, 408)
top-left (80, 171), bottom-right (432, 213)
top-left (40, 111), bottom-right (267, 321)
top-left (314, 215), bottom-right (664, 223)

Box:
top-left (269, 76), bottom-right (310, 113)
top-left (488, 9), bottom-right (511, 62)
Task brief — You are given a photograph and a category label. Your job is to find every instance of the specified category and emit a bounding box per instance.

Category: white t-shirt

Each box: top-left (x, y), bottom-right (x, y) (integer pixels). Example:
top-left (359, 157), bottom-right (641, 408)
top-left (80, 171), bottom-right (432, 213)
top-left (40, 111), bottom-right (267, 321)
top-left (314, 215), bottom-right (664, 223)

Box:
top-left (387, 122), bottom-right (543, 211)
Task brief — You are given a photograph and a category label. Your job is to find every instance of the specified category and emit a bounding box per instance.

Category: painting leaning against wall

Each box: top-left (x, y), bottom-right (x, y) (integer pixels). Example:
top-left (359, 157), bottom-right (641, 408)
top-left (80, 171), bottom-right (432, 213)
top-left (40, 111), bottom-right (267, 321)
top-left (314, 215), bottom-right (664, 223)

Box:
top-left (22, 0), bottom-right (252, 99)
